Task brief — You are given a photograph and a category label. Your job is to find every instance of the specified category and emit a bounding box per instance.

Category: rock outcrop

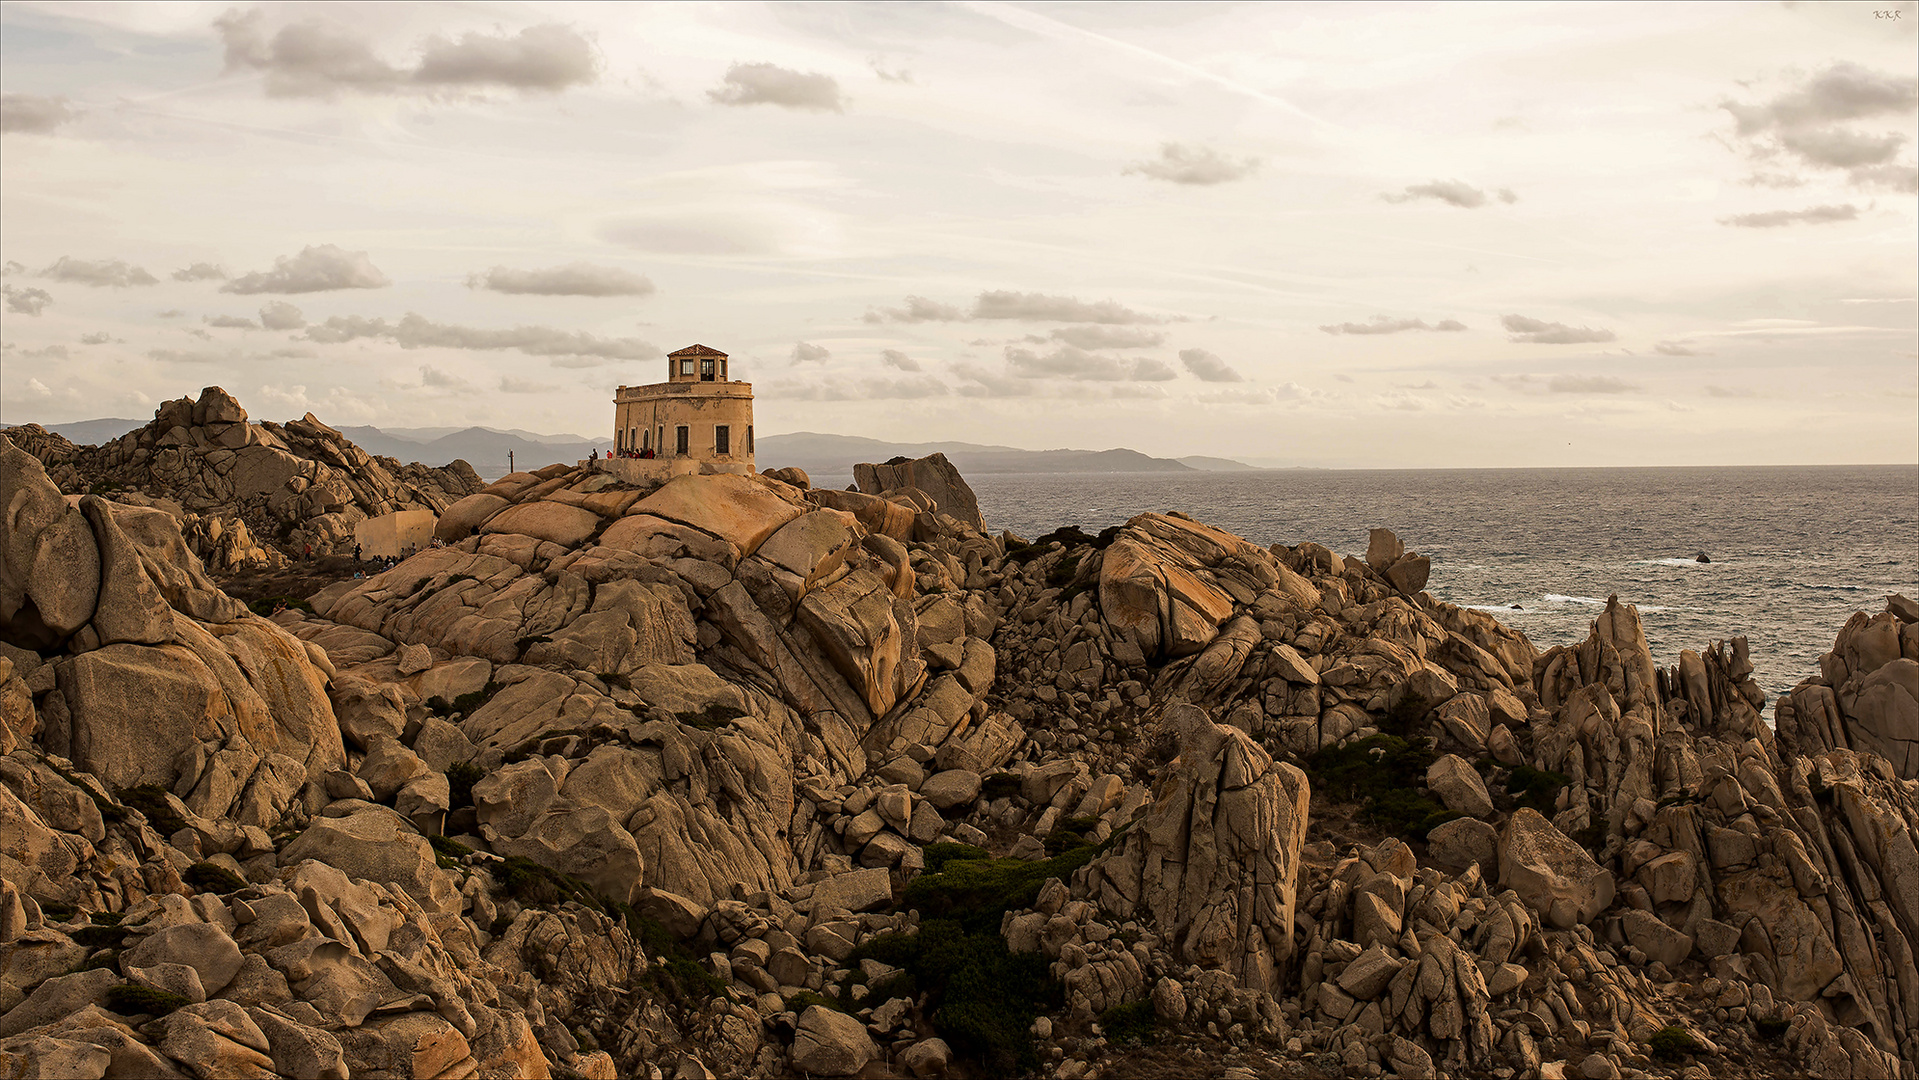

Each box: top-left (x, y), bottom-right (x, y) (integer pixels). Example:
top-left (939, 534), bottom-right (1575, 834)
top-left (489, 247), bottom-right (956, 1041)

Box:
top-left (9, 387), bottom-right (484, 560)
top-left (3, 427), bottom-right (1916, 1080)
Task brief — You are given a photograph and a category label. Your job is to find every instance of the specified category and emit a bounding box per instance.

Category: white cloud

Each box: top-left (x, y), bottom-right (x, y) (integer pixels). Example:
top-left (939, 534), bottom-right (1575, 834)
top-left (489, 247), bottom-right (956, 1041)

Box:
top-left (1718, 204), bottom-right (1859, 228)
top-left (1, 285), bottom-right (52, 315)
top-left (1382, 180), bottom-right (1513, 209)
top-left (468, 262), bottom-right (654, 297)
top-left (707, 62), bottom-right (845, 111)
top-left (216, 11), bottom-right (599, 98)
top-left (500, 376), bottom-right (558, 394)
top-left (259, 301), bottom-right (306, 330)
top-left (863, 296), bottom-right (965, 323)
top-left (880, 348), bottom-right (922, 372)
top-left (0, 94), bottom-right (79, 134)
top-left (1502, 314), bottom-right (1616, 344)
top-left (42, 257), bottom-right (158, 287)
top-left (222, 245), bottom-right (390, 294)
top-left (1047, 325), bottom-right (1165, 349)
top-left (1003, 345), bottom-right (1176, 382)
top-left (303, 312), bottom-right (657, 360)
top-left (171, 262), bottom-right (228, 282)
top-left (1320, 316), bottom-right (1468, 335)
top-left (204, 314), bottom-right (258, 329)
top-left (1178, 348), bottom-right (1243, 383)
top-left (791, 341), bottom-right (831, 364)
top-left (973, 291), bottom-right (1164, 324)
top-left (1123, 143), bottom-right (1259, 185)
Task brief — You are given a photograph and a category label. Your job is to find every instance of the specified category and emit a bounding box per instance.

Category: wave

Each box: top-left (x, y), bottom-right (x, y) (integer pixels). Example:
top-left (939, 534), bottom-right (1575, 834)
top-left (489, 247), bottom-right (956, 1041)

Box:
top-left (1542, 594), bottom-right (1608, 606)
top-left (1634, 557), bottom-right (1713, 567)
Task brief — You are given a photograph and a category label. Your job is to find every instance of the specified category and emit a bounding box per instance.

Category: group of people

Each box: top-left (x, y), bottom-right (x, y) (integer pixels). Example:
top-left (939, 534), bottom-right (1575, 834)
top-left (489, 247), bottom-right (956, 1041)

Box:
top-left (591, 448), bottom-right (657, 460)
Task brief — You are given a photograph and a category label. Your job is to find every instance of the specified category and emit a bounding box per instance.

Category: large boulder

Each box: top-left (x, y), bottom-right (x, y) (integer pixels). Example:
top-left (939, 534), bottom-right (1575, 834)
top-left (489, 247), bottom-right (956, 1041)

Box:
top-left (851, 453), bottom-right (983, 531)
top-left (627, 473), bottom-right (803, 558)
top-left (1497, 808), bottom-right (1615, 929)
top-left (279, 811), bottom-right (459, 913)
top-left (1087, 708), bottom-right (1310, 992)
top-left (0, 438), bottom-right (101, 648)
top-left (480, 501), bottom-right (601, 548)
top-left (791, 1005), bottom-right (878, 1076)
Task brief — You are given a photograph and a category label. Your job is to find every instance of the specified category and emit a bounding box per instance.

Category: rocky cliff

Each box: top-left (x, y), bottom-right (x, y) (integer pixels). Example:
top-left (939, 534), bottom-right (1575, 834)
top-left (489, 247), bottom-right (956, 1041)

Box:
top-left (1, 428), bottom-right (1914, 1080)
top-left (8, 387), bottom-right (485, 567)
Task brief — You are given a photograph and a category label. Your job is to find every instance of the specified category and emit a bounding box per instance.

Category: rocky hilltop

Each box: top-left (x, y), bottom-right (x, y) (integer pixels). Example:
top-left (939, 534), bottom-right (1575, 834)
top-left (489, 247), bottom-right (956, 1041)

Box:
top-left (8, 387), bottom-right (485, 571)
top-left (1, 421), bottom-right (1916, 1080)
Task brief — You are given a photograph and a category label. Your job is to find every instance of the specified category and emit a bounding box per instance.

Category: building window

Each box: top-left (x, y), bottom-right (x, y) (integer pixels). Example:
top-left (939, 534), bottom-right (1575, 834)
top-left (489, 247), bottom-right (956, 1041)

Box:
top-left (715, 425), bottom-right (730, 455)
top-left (700, 357), bottom-right (716, 381)
top-left (676, 425), bottom-right (689, 455)
top-left (641, 428), bottom-right (649, 451)
top-left (746, 426), bottom-right (753, 454)
top-left (680, 358), bottom-right (696, 376)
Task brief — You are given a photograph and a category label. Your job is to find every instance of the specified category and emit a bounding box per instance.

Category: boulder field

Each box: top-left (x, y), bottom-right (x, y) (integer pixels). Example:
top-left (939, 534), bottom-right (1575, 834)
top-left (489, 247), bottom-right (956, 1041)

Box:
top-left (1, 424), bottom-right (1915, 1080)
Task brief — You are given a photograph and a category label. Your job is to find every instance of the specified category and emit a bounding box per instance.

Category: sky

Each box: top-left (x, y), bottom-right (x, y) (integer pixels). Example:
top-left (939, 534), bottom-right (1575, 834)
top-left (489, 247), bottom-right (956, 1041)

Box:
top-left (1, 0), bottom-right (1915, 469)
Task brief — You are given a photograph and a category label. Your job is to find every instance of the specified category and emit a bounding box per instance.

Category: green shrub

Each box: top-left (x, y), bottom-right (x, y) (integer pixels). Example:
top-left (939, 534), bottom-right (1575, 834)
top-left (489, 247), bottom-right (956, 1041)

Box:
top-left (1648, 1025), bottom-right (1702, 1062)
top-left (903, 826), bottom-right (1126, 934)
top-left (922, 842), bottom-right (991, 874)
top-left (785, 990), bottom-right (843, 1013)
top-left (1506, 765), bottom-right (1572, 814)
top-left (674, 703), bottom-right (746, 730)
top-left (1046, 552), bottom-right (1082, 589)
top-left (183, 862), bottom-right (247, 894)
top-left (72, 925), bottom-right (126, 949)
top-left (115, 785), bottom-right (185, 837)
top-left (105, 984), bottom-right (189, 1017)
top-left (1306, 734), bottom-right (1457, 834)
top-left (450, 682), bottom-right (501, 716)
top-left (426, 695), bottom-right (453, 715)
top-left (1100, 999), bottom-right (1159, 1045)
top-left (1044, 815), bottom-right (1101, 856)
top-left (428, 835), bottom-right (472, 870)
top-left (446, 761), bottom-right (484, 810)
top-left (88, 911), bottom-right (124, 926)
top-left (853, 919), bottom-right (1057, 1074)
top-left (38, 902), bottom-right (77, 923)
top-left (246, 595), bottom-right (313, 616)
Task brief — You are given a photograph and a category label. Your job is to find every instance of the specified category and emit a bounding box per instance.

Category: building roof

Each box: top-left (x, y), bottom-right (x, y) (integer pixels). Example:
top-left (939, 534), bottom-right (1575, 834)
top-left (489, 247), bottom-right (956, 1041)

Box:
top-left (667, 343), bottom-right (727, 358)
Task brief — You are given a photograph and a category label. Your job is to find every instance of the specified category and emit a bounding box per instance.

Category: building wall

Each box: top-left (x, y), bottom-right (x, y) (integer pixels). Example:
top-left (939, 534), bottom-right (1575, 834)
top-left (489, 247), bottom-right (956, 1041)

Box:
top-left (355, 509), bottom-right (438, 558)
top-left (613, 380), bottom-right (755, 471)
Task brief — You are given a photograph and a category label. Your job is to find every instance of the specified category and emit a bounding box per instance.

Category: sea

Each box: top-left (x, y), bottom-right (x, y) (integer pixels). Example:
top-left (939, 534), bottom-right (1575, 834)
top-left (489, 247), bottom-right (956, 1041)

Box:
top-left (938, 465), bottom-right (1918, 703)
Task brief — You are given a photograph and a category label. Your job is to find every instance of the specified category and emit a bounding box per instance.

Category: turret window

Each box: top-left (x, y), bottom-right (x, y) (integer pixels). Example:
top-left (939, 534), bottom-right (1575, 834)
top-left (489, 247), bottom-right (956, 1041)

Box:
top-left (715, 425), bottom-right (730, 455)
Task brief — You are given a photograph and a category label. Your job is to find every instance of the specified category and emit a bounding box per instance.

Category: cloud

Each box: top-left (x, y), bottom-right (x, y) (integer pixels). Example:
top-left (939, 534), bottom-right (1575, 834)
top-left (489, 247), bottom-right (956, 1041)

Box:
top-left (500, 376), bottom-right (558, 394)
top-left (880, 348), bottom-right (922, 372)
top-left (1721, 64), bottom-right (1918, 180)
top-left (1110, 385), bottom-right (1167, 400)
top-left (1849, 163), bottom-right (1919, 192)
top-left (215, 10), bottom-right (598, 98)
top-left (222, 244), bottom-right (390, 294)
top-left (79, 332), bottom-right (113, 345)
top-left (1178, 348), bottom-right (1243, 383)
top-left (791, 341), bottom-right (830, 364)
top-left (271, 347), bottom-right (317, 359)
top-left (303, 312), bottom-right (658, 360)
top-left (1718, 204), bottom-right (1858, 228)
top-left (1705, 384), bottom-right (1756, 398)
top-left (1653, 340), bottom-right (1706, 356)
top-left (19, 345), bottom-right (69, 360)
top-left (1778, 127), bottom-right (1905, 169)
top-left (952, 362), bottom-right (1025, 398)
top-left (1548, 375), bottom-right (1638, 394)
top-left (156, 309), bottom-right (185, 318)
top-left (1501, 314), bottom-right (1616, 344)
top-left (1382, 180), bottom-right (1510, 209)
top-left (468, 262), bottom-right (653, 297)
top-left (25, 379), bottom-right (50, 397)
top-left (148, 348), bottom-right (238, 364)
top-left (783, 375), bottom-right (950, 400)
top-left (871, 61), bottom-right (914, 85)
top-left (1724, 62), bottom-right (1918, 136)
top-left (1048, 325), bottom-right (1165, 349)
top-left (42, 257), bottom-right (158, 288)
top-left (973, 291), bottom-right (1163, 324)
top-left (417, 365), bottom-right (473, 392)
top-left (1004, 345), bottom-right (1176, 382)
top-left (204, 314), bottom-right (259, 329)
top-left (0, 94), bottom-right (79, 134)
top-left (258, 301), bottom-right (306, 330)
top-left (1, 285), bottom-right (52, 315)
top-left (707, 63), bottom-right (845, 111)
top-left (414, 24), bottom-right (600, 90)
top-left (1, 261), bottom-right (22, 276)
top-left (863, 295), bottom-right (964, 323)
top-left (1123, 143), bottom-right (1259, 185)
top-left (1742, 171), bottom-right (1806, 189)
top-left (172, 262), bottom-right (227, 282)
top-left (1319, 316), bottom-right (1468, 335)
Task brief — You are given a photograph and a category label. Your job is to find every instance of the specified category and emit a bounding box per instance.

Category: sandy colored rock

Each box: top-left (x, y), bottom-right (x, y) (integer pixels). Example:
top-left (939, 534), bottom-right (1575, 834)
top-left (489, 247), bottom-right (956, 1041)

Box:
top-left (627, 473), bottom-right (804, 558)
top-left (481, 501), bottom-right (602, 548)
top-left (279, 811), bottom-right (458, 913)
top-left (1426, 754), bottom-right (1494, 818)
top-left (792, 1004), bottom-right (878, 1076)
top-left (1498, 808), bottom-right (1615, 929)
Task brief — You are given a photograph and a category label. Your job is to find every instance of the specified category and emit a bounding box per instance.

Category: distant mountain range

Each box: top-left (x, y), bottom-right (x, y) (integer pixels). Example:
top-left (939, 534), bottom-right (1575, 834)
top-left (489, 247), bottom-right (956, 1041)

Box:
top-left (756, 433), bottom-right (1254, 482)
top-left (16, 418), bottom-right (1257, 481)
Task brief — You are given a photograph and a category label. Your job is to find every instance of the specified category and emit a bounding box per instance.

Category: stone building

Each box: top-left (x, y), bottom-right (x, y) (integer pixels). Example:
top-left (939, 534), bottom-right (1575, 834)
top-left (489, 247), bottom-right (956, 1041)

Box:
top-left (606, 344), bottom-right (755, 479)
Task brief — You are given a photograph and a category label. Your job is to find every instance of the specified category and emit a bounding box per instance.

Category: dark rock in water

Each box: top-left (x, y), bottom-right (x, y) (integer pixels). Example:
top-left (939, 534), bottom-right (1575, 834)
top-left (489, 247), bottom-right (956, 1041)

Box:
top-left (1695, 551), bottom-right (1711, 563)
